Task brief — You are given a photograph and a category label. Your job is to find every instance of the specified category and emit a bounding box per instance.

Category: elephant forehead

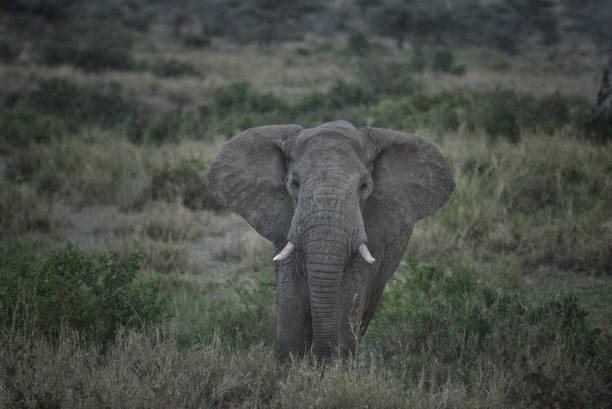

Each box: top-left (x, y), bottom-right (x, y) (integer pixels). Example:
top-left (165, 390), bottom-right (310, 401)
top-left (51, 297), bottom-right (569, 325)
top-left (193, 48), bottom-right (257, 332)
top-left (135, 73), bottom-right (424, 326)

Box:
top-left (292, 133), bottom-right (361, 166)
top-left (293, 128), bottom-right (364, 158)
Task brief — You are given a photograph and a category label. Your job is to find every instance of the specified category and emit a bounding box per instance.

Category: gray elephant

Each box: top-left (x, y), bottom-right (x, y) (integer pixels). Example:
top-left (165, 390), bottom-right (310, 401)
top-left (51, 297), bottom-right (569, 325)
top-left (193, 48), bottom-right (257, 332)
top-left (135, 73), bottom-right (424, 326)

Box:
top-left (207, 120), bottom-right (455, 361)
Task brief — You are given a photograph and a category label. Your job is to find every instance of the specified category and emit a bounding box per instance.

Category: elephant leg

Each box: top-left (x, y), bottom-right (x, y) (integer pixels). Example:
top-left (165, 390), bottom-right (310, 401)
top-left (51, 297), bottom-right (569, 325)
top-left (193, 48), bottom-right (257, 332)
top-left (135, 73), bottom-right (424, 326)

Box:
top-left (335, 259), bottom-right (370, 357)
top-left (275, 258), bottom-right (311, 361)
top-left (360, 232), bottom-right (411, 335)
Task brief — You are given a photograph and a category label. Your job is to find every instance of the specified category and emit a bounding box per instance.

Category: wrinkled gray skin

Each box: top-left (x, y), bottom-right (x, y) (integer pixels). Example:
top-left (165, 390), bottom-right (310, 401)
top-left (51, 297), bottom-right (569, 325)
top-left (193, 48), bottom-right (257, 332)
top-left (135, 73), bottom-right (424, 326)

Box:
top-left (207, 121), bottom-right (455, 361)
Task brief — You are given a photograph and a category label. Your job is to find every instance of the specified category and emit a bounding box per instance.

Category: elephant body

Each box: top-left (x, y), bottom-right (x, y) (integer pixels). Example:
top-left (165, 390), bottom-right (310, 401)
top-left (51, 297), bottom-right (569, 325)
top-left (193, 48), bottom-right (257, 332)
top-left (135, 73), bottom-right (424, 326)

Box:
top-left (207, 121), bottom-right (455, 360)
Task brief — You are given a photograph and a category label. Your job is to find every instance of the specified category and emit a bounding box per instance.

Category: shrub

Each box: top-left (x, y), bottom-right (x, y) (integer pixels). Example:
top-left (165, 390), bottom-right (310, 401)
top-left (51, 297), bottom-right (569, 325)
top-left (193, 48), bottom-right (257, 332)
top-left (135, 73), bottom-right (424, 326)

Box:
top-left (327, 80), bottom-right (375, 109)
top-left (0, 39), bottom-right (20, 63)
top-left (0, 109), bottom-right (64, 148)
top-left (530, 92), bottom-right (571, 134)
top-left (431, 48), bottom-right (466, 75)
top-left (149, 158), bottom-right (222, 211)
top-left (293, 91), bottom-right (327, 113)
top-left (431, 48), bottom-right (455, 72)
top-left (365, 258), bottom-right (608, 406)
top-left (357, 59), bottom-right (422, 97)
top-left (0, 183), bottom-right (56, 235)
top-left (573, 105), bottom-right (612, 144)
top-left (477, 89), bottom-right (523, 143)
top-left (144, 112), bottom-right (182, 144)
top-left (40, 42), bottom-right (135, 72)
top-left (174, 268), bottom-right (276, 348)
top-left (150, 58), bottom-right (200, 78)
top-left (28, 78), bottom-right (137, 128)
top-left (346, 31), bottom-right (370, 55)
top-left (213, 82), bottom-right (287, 114)
top-left (183, 35), bottom-right (211, 48)
top-left (0, 243), bottom-right (168, 344)
top-left (409, 47), bottom-right (426, 72)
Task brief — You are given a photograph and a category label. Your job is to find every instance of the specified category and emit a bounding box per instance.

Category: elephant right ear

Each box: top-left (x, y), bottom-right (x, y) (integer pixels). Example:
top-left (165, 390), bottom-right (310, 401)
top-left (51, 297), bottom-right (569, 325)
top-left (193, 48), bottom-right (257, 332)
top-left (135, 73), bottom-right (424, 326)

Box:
top-left (362, 127), bottom-right (455, 244)
top-left (206, 125), bottom-right (302, 243)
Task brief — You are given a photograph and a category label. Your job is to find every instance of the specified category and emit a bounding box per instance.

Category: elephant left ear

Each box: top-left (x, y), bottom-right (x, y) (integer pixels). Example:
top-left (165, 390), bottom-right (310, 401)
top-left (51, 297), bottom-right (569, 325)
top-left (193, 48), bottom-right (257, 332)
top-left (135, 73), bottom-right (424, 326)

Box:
top-left (362, 126), bottom-right (455, 244)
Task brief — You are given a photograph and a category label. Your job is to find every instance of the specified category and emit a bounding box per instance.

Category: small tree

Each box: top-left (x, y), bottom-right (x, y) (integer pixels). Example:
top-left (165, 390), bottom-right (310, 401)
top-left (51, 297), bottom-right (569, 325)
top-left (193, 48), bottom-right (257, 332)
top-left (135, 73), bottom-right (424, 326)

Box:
top-left (357, 0), bottom-right (452, 49)
top-left (224, 0), bottom-right (327, 44)
top-left (597, 56), bottom-right (612, 110)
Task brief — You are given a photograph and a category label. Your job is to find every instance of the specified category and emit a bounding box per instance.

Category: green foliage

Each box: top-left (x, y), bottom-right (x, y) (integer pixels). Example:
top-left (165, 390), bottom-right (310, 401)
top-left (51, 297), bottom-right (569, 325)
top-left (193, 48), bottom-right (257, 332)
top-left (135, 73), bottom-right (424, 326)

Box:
top-left (327, 80), bottom-right (375, 109)
top-left (183, 35), bottom-right (211, 48)
top-left (143, 112), bottom-right (182, 145)
top-left (213, 82), bottom-right (288, 114)
top-left (366, 259), bottom-right (607, 391)
top-left (173, 268), bottom-right (276, 348)
top-left (358, 0), bottom-right (452, 49)
top-left (409, 47), bottom-right (426, 72)
top-left (40, 42), bottom-right (136, 72)
top-left (0, 183), bottom-right (55, 235)
top-left (431, 48), bottom-right (454, 72)
top-left (573, 104), bottom-right (612, 144)
top-left (0, 242), bottom-right (168, 344)
top-left (150, 158), bottom-right (222, 211)
top-left (367, 87), bottom-right (592, 141)
top-left (477, 89), bottom-right (523, 143)
top-left (431, 48), bottom-right (465, 75)
top-left (150, 58), bottom-right (200, 78)
top-left (28, 78), bottom-right (137, 128)
top-left (0, 109), bottom-right (64, 148)
top-left (346, 31), bottom-right (370, 55)
top-left (219, 0), bottom-right (327, 44)
top-left (0, 39), bottom-right (20, 63)
top-left (357, 59), bottom-right (423, 96)
top-left (563, 0), bottom-right (612, 51)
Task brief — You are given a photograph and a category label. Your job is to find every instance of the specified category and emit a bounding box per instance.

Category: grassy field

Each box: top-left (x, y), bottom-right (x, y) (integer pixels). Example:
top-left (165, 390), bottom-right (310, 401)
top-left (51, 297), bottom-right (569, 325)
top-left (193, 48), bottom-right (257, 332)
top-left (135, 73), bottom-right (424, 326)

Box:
top-left (1, 26), bottom-right (611, 408)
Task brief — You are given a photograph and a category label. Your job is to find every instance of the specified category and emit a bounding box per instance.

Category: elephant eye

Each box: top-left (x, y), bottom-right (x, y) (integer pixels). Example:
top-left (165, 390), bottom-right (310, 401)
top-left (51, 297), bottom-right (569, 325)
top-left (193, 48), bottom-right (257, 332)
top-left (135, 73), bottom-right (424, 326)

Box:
top-left (292, 179), bottom-right (300, 189)
top-left (360, 182), bottom-right (368, 191)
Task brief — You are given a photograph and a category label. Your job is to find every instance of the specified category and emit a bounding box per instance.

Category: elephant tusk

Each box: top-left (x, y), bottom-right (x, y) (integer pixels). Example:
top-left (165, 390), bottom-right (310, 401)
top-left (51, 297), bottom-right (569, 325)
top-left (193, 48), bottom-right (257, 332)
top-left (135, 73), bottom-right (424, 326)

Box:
top-left (359, 243), bottom-right (376, 264)
top-left (273, 242), bottom-right (295, 262)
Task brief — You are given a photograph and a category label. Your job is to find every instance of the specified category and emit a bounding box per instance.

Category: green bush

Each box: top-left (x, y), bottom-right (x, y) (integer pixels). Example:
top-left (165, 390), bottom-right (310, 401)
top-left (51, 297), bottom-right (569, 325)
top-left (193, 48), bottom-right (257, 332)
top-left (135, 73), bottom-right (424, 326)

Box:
top-left (150, 58), bottom-right (200, 78)
top-left (0, 242), bottom-right (168, 344)
top-left (293, 91), bottom-right (327, 113)
top-left (0, 183), bottom-right (56, 234)
top-left (409, 47), bottom-right (426, 72)
top-left (28, 78), bottom-right (137, 128)
top-left (144, 112), bottom-right (182, 145)
top-left (366, 258), bottom-right (607, 390)
top-left (183, 35), bottom-right (211, 48)
top-left (358, 59), bottom-right (422, 96)
top-left (0, 109), bottom-right (64, 148)
top-left (346, 31), bottom-right (370, 55)
top-left (327, 80), bottom-right (375, 109)
top-left (530, 92), bottom-right (571, 135)
top-left (573, 105), bottom-right (612, 144)
top-left (174, 268), bottom-right (275, 348)
top-left (477, 89), bottom-right (523, 143)
top-left (431, 48), bottom-right (466, 75)
top-left (0, 39), bottom-right (20, 63)
top-left (150, 158), bottom-right (222, 211)
top-left (213, 82), bottom-right (288, 114)
top-left (40, 42), bottom-right (135, 72)
top-left (431, 48), bottom-right (455, 72)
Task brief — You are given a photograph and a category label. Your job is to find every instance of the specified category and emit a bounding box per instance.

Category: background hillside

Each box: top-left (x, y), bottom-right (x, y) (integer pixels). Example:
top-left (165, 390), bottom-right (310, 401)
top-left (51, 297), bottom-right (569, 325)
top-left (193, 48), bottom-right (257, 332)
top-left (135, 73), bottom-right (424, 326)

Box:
top-left (1, 1), bottom-right (611, 408)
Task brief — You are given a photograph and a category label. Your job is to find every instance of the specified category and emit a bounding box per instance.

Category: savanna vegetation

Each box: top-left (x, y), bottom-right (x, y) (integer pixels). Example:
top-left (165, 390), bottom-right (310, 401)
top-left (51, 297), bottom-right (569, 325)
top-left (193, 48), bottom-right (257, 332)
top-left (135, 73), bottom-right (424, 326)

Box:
top-left (0, 1), bottom-right (611, 408)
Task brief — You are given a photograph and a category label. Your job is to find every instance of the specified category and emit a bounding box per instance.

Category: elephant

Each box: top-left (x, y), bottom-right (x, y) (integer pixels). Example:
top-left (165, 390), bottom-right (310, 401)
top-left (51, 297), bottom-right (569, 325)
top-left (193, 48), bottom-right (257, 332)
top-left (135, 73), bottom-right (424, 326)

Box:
top-left (206, 120), bottom-right (455, 361)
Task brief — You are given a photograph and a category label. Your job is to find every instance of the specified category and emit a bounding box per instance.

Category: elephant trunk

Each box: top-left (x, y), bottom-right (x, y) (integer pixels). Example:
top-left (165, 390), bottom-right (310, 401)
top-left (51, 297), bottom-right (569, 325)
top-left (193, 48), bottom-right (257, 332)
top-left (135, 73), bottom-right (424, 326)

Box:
top-left (303, 223), bottom-right (348, 358)
top-left (294, 179), bottom-right (365, 359)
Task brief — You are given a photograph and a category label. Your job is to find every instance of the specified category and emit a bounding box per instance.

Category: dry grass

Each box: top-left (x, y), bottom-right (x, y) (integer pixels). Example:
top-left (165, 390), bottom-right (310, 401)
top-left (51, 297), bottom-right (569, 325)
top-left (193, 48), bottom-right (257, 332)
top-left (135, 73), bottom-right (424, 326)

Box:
top-left (0, 331), bottom-right (512, 409)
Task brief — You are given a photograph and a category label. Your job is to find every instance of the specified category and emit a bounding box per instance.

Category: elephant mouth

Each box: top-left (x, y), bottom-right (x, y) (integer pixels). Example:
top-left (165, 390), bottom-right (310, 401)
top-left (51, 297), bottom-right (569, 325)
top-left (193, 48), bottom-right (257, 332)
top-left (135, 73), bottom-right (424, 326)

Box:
top-left (273, 241), bottom-right (375, 264)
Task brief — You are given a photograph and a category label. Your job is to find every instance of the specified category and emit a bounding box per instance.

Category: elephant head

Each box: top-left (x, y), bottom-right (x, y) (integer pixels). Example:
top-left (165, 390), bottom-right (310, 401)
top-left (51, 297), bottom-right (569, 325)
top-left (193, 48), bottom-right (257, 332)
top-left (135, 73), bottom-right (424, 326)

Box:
top-left (206, 120), bottom-right (454, 360)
